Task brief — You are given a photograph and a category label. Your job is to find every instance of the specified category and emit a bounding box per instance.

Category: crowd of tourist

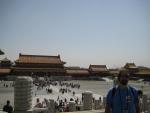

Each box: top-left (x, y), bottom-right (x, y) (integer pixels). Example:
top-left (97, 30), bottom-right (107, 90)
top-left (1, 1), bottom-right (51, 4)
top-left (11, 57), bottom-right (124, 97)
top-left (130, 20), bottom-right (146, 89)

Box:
top-left (1, 76), bottom-right (148, 113)
top-left (0, 80), bottom-right (14, 88)
top-left (33, 77), bottom-right (83, 112)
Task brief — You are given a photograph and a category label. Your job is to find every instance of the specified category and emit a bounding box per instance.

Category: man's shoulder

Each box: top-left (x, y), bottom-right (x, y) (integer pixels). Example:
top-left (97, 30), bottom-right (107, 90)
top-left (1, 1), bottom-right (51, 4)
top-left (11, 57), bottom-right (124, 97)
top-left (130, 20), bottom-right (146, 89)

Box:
top-left (107, 87), bottom-right (116, 96)
top-left (107, 87), bottom-right (114, 93)
top-left (3, 105), bottom-right (7, 109)
top-left (128, 85), bottom-right (138, 91)
top-left (128, 85), bottom-right (138, 96)
top-left (4, 105), bottom-right (13, 109)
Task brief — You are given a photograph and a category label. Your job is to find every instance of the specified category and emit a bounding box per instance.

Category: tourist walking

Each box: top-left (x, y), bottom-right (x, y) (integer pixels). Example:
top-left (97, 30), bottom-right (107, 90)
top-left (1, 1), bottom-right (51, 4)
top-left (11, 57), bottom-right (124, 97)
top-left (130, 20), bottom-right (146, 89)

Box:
top-left (35, 98), bottom-right (43, 108)
top-left (105, 70), bottom-right (140, 113)
top-left (3, 100), bottom-right (13, 113)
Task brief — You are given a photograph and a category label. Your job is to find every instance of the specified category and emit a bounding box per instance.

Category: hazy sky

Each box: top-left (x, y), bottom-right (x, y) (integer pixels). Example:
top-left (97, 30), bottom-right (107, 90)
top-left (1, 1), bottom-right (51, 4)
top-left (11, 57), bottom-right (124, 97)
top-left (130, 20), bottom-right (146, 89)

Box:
top-left (0, 0), bottom-right (150, 68)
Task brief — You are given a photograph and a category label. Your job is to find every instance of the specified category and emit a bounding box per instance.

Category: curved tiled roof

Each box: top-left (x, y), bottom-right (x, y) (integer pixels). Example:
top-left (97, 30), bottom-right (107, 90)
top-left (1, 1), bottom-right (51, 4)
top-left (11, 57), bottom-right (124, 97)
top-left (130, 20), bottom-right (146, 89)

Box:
top-left (15, 54), bottom-right (63, 64)
top-left (89, 65), bottom-right (108, 72)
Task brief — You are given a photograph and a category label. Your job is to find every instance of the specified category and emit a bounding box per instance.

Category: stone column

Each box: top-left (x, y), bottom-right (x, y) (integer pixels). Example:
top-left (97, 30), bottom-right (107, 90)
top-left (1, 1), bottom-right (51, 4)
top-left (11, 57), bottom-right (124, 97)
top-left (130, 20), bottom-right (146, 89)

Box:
top-left (14, 76), bottom-right (33, 113)
top-left (142, 94), bottom-right (148, 113)
top-left (48, 99), bottom-right (55, 113)
top-left (103, 97), bottom-right (106, 108)
top-left (82, 91), bottom-right (93, 110)
top-left (69, 102), bottom-right (76, 112)
top-left (94, 100), bottom-right (100, 110)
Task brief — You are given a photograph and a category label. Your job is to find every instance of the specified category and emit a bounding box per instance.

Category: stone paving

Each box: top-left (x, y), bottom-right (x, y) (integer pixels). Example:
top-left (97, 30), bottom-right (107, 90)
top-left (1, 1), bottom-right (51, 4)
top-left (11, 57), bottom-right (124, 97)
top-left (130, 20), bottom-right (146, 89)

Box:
top-left (62, 109), bottom-right (105, 113)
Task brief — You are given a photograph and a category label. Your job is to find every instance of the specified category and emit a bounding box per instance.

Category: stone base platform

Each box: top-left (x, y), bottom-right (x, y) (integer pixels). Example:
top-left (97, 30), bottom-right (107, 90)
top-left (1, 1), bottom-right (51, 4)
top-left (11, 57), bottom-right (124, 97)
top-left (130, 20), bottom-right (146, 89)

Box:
top-left (61, 109), bottom-right (105, 113)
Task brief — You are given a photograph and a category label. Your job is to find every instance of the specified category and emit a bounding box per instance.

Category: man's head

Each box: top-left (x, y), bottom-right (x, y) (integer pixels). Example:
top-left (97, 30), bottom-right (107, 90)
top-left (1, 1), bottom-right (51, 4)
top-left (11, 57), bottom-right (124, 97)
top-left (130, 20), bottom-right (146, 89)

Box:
top-left (7, 100), bottom-right (10, 105)
top-left (118, 70), bottom-right (129, 86)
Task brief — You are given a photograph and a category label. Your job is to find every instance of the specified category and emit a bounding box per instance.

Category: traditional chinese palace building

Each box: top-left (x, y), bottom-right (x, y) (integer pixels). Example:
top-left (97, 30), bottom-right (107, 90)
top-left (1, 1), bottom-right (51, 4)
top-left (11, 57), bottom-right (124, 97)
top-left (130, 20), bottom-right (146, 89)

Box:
top-left (0, 58), bottom-right (12, 79)
top-left (12, 54), bottom-right (66, 77)
top-left (0, 49), bottom-right (4, 55)
top-left (109, 68), bottom-right (120, 77)
top-left (66, 67), bottom-right (89, 79)
top-left (134, 67), bottom-right (150, 81)
top-left (124, 63), bottom-right (138, 75)
top-left (89, 65), bottom-right (109, 77)
top-left (0, 52), bottom-right (150, 81)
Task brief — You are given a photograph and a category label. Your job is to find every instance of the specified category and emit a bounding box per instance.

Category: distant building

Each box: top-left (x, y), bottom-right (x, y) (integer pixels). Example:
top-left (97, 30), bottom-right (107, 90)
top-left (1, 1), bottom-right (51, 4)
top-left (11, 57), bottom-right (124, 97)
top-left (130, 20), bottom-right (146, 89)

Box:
top-left (124, 63), bottom-right (138, 75)
top-left (66, 67), bottom-right (89, 79)
top-left (134, 67), bottom-right (150, 81)
top-left (0, 57), bottom-right (12, 67)
top-left (0, 52), bottom-right (149, 81)
top-left (124, 63), bottom-right (150, 81)
top-left (89, 65), bottom-right (109, 77)
top-left (12, 53), bottom-right (66, 77)
top-left (109, 68), bottom-right (120, 77)
top-left (0, 49), bottom-right (4, 55)
top-left (0, 58), bottom-right (12, 80)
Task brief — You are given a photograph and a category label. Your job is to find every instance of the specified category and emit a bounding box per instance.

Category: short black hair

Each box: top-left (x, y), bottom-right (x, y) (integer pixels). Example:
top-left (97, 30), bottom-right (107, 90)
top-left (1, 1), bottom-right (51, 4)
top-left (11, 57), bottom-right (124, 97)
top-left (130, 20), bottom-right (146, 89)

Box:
top-left (7, 100), bottom-right (10, 104)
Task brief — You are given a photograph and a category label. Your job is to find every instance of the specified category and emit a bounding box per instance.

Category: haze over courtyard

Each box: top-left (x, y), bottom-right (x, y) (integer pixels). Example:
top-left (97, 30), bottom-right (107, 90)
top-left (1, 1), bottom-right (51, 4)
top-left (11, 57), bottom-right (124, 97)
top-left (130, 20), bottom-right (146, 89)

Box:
top-left (0, 0), bottom-right (150, 68)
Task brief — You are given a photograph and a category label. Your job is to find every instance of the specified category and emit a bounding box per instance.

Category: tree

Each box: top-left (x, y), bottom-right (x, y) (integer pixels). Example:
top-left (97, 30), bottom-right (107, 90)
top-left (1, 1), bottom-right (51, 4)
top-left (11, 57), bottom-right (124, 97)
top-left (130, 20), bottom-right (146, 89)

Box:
top-left (0, 49), bottom-right (4, 55)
